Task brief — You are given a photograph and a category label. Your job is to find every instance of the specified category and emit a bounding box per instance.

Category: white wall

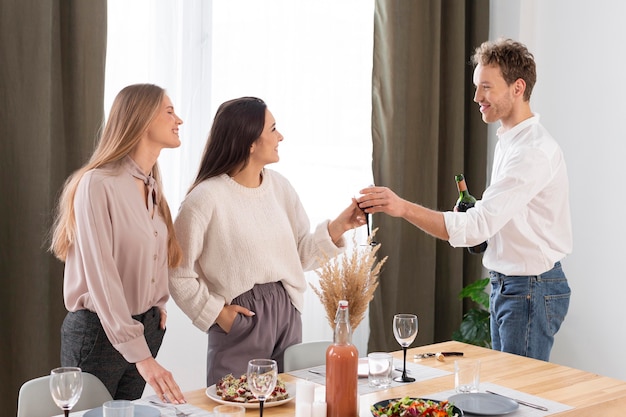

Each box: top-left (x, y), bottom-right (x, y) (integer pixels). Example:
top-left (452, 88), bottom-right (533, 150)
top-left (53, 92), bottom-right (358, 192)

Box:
top-left (490, 0), bottom-right (626, 381)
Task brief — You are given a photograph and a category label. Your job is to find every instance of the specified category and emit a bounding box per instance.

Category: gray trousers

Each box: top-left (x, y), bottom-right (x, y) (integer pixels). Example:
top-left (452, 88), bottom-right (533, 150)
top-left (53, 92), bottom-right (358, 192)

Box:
top-left (60, 306), bottom-right (165, 400)
top-left (206, 281), bottom-right (302, 386)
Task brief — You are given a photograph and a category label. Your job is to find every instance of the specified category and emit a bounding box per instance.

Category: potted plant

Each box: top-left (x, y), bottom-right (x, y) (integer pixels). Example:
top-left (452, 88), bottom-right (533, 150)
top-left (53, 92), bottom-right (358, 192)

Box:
top-left (452, 277), bottom-right (491, 348)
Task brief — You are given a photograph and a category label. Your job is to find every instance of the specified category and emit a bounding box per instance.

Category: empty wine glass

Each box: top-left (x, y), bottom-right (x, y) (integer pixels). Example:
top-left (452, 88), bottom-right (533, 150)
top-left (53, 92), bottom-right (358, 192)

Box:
top-left (50, 367), bottom-right (83, 417)
top-left (364, 212), bottom-right (379, 246)
top-left (393, 314), bottom-right (418, 382)
top-left (356, 186), bottom-right (379, 247)
top-left (247, 359), bottom-right (277, 417)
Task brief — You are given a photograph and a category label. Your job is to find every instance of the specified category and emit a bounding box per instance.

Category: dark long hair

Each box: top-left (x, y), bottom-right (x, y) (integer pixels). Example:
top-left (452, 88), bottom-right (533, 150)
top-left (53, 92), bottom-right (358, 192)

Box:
top-left (189, 97), bottom-right (267, 193)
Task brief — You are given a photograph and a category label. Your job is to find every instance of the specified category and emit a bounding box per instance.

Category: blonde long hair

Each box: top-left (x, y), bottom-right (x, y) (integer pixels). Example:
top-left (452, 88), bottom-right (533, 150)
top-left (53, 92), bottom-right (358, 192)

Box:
top-left (50, 84), bottom-right (182, 267)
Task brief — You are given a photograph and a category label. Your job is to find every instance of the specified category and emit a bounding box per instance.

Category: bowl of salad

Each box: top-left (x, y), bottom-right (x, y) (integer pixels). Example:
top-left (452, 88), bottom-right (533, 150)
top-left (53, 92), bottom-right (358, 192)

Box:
top-left (371, 396), bottom-right (462, 417)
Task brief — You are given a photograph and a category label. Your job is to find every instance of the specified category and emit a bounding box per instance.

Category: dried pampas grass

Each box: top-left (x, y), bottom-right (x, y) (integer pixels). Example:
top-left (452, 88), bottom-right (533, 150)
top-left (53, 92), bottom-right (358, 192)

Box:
top-left (310, 229), bottom-right (387, 330)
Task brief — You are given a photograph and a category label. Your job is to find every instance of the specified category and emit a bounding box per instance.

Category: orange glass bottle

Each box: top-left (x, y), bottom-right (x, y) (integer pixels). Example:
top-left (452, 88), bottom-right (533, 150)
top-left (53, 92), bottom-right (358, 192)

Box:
top-left (325, 300), bottom-right (358, 417)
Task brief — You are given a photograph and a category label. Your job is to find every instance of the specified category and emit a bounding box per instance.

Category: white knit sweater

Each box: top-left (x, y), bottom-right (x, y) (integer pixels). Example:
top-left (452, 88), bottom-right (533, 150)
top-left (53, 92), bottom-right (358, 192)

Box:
top-left (169, 169), bottom-right (345, 332)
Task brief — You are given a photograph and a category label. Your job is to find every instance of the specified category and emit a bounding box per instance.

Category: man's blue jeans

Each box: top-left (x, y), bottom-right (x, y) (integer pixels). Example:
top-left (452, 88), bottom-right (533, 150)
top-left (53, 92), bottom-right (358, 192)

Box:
top-left (489, 262), bottom-right (571, 361)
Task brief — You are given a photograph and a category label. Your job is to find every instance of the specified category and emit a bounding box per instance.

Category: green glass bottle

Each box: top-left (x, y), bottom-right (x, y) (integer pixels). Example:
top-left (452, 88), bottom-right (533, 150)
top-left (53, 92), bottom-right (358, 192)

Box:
top-left (455, 174), bottom-right (488, 254)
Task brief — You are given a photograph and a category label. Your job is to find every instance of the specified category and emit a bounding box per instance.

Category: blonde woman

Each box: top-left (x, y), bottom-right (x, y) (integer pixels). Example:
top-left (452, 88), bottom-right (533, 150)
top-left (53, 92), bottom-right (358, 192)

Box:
top-left (50, 84), bottom-right (185, 403)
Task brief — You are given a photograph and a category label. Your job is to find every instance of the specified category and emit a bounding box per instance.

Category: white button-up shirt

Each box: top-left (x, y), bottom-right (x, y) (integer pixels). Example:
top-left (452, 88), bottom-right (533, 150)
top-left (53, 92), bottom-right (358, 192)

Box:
top-left (444, 114), bottom-right (572, 275)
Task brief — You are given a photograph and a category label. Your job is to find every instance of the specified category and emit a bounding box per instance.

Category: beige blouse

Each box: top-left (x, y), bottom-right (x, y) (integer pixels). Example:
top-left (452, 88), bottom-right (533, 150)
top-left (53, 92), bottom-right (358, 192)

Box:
top-left (63, 156), bottom-right (169, 363)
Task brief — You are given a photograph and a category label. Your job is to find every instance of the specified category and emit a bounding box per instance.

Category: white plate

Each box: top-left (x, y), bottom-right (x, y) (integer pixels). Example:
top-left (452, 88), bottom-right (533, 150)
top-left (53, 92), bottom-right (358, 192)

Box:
top-left (448, 393), bottom-right (519, 415)
top-left (84, 405), bottom-right (160, 417)
top-left (205, 383), bottom-right (295, 409)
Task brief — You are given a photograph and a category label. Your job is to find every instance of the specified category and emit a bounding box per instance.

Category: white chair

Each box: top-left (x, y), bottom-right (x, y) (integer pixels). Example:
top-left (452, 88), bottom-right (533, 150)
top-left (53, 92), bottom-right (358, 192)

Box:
top-left (17, 372), bottom-right (113, 417)
top-left (283, 340), bottom-right (332, 372)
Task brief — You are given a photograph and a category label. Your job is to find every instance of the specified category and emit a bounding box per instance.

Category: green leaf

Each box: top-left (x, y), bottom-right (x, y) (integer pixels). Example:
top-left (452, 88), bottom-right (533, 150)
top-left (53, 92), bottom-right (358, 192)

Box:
top-left (453, 277), bottom-right (492, 348)
top-left (458, 277), bottom-right (490, 309)
top-left (453, 309), bottom-right (491, 348)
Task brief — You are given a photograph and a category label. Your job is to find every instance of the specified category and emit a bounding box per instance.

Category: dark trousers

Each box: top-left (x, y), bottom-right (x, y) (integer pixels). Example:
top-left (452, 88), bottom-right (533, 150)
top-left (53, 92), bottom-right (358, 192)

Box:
top-left (60, 306), bottom-right (165, 400)
top-left (206, 281), bottom-right (302, 386)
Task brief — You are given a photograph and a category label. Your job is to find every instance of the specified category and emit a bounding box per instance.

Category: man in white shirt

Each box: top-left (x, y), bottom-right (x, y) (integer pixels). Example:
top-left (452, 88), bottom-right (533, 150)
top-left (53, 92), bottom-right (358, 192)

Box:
top-left (357, 39), bottom-right (572, 361)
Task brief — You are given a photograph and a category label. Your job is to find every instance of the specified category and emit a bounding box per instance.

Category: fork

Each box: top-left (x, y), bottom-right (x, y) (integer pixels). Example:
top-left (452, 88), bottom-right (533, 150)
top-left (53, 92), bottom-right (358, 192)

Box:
top-left (148, 400), bottom-right (191, 417)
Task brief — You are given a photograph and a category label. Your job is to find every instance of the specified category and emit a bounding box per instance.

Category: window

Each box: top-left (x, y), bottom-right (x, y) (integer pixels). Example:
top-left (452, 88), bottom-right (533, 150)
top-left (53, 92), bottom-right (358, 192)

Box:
top-left (106, 0), bottom-right (374, 391)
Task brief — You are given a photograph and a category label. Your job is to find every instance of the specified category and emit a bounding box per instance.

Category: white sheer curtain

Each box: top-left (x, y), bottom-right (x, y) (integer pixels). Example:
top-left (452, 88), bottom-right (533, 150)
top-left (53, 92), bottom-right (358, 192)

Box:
top-left (106, 0), bottom-right (374, 393)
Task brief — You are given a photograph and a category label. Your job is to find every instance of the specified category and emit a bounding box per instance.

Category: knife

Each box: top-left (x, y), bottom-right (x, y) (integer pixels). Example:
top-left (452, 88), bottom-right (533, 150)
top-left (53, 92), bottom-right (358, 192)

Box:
top-left (413, 351), bottom-right (463, 359)
top-left (308, 369), bottom-right (325, 377)
top-left (486, 390), bottom-right (549, 411)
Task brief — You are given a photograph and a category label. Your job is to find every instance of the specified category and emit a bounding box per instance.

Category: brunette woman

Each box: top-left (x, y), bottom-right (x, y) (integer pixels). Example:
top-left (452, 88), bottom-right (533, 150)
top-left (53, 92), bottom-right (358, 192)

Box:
top-left (169, 97), bottom-right (365, 385)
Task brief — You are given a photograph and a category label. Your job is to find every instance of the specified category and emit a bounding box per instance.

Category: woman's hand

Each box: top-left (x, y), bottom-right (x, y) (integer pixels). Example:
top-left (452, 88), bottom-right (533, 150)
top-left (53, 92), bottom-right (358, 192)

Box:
top-left (215, 304), bottom-right (255, 333)
top-left (328, 198), bottom-right (367, 243)
top-left (136, 357), bottom-right (185, 404)
top-left (159, 309), bottom-right (167, 330)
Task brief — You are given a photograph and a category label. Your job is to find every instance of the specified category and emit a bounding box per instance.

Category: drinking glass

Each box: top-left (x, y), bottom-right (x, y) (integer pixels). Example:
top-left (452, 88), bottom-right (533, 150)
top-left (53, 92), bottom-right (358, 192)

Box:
top-left (214, 404), bottom-right (246, 416)
top-left (454, 359), bottom-right (480, 393)
top-left (102, 400), bottom-right (134, 417)
top-left (392, 314), bottom-right (418, 382)
top-left (50, 367), bottom-right (83, 417)
top-left (368, 352), bottom-right (393, 388)
top-left (247, 359), bottom-right (278, 417)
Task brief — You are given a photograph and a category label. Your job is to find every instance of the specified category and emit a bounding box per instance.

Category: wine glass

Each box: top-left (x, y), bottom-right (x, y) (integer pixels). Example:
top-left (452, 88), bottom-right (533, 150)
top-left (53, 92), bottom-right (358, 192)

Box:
top-left (50, 367), bottom-right (83, 417)
top-left (364, 212), bottom-right (379, 246)
top-left (356, 186), bottom-right (378, 247)
top-left (393, 314), bottom-right (418, 382)
top-left (247, 359), bottom-right (277, 417)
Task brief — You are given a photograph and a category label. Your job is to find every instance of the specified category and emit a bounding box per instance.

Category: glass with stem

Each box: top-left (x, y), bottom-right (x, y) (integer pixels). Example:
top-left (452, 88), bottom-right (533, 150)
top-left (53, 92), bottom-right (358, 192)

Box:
top-left (356, 186), bottom-right (378, 247)
top-left (364, 212), bottom-right (379, 246)
top-left (392, 314), bottom-right (418, 382)
top-left (247, 359), bottom-right (277, 417)
top-left (50, 367), bottom-right (83, 417)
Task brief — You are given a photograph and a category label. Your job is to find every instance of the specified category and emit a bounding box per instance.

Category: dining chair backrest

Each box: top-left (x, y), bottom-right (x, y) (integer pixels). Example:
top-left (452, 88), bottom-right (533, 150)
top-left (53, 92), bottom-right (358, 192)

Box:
top-left (17, 371), bottom-right (113, 417)
top-left (283, 340), bottom-right (332, 372)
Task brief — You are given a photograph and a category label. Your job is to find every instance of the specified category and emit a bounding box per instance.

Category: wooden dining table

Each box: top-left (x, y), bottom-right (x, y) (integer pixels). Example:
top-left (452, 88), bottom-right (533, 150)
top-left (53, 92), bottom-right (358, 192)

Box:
top-left (184, 340), bottom-right (626, 416)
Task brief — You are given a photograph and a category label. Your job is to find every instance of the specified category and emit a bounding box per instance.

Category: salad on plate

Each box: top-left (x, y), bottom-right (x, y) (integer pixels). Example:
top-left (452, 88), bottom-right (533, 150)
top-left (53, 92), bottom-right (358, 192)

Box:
top-left (370, 396), bottom-right (460, 417)
top-left (215, 373), bottom-right (289, 403)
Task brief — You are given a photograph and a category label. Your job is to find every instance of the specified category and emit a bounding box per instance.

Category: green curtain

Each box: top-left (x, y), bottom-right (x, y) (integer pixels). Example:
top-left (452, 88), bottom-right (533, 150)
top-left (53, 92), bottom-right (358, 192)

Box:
top-left (0, 1), bottom-right (106, 415)
top-left (368, 0), bottom-right (489, 352)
